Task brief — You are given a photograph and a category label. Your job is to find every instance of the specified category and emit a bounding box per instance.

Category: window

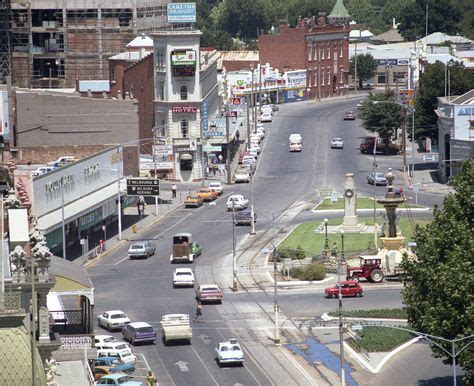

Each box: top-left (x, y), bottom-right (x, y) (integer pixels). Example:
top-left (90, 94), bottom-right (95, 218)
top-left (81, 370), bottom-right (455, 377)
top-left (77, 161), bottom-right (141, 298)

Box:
top-left (180, 85), bottom-right (188, 100)
top-left (321, 69), bottom-right (325, 86)
top-left (181, 120), bottom-right (188, 137)
top-left (314, 71), bottom-right (317, 86)
top-left (377, 74), bottom-right (386, 84)
top-left (313, 43), bottom-right (317, 61)
top-left (320, 43), bottom-right (324, 60)
top-left (308, 44), bottom-right (312, 61)
top-left (327, 67), bottom-right (331, 85)
top-left (339, 42), bottom-right (343, 58)
top-left (326, 43), bottom-right (330, 59)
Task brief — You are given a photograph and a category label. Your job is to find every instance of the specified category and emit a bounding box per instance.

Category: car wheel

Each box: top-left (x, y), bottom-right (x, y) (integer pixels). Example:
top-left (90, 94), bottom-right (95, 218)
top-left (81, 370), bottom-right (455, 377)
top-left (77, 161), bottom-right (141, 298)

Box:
top-left (359, 292), bottom-right (364, 297)
top-left (332, 293), bottom-right (337, 299)
top-left (350, 275), bottom-right (359, 283)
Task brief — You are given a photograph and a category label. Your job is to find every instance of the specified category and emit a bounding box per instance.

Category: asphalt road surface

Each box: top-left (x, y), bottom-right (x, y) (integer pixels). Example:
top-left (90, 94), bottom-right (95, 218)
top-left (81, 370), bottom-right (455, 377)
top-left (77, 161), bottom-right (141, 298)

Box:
top-left (87, 98), bottom-right (455, 385)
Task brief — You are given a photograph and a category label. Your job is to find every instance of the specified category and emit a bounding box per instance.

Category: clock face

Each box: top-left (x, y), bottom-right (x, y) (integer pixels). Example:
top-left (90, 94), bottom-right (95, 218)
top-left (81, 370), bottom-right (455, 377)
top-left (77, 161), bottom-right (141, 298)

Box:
top-left (345, 189), bottom-right (354, 198)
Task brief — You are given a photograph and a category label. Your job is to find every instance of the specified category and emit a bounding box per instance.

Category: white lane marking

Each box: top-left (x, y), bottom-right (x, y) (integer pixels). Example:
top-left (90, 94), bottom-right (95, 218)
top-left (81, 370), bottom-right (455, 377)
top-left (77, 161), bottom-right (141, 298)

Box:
top-left (136, 352), bottom-right (151, 371)
top-left (114, 255), bottom-right (130, 266)
top-left (152, 211), bottom-right (195, 240)
top-left (190, 344), bottom-right (220, 385)
top-left (151, 346), bottom-right (177, 386)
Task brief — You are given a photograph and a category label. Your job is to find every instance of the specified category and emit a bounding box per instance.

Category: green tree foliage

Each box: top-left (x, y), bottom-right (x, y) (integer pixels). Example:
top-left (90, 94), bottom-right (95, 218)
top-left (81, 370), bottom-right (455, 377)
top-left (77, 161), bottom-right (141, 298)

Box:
top-left (358, 92), bottom-right (405, 148)
top-left (349, 53), bottom-right (376, 89)
top-left (401, 161), bottom-right (474, 384)
top-left (347, 0), bottom-right (376, 29)
top-left (415, 61), bottom-right (474, 140)
top-left (397, 0), bottom-right (462, 39)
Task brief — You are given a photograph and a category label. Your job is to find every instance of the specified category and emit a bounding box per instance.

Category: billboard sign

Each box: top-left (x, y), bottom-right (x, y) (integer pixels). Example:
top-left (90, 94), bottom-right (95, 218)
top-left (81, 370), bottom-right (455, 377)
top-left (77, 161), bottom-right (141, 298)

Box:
top-left (167, 3), bottom-right (196, 23)
top-left (126, 178), bottom-right (160, 196)
top-left (205, 118), bottom-right (225, 137)
top-left (171, 50), bottom-right (196, 66)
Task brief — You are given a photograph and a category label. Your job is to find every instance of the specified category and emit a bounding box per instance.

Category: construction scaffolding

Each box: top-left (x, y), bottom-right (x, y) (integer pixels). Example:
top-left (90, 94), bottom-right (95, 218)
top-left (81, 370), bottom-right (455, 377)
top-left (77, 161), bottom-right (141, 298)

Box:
top-left (0, 0), bottom-right (12, 84)
top-left (9, 0), bottom-right (168, 88)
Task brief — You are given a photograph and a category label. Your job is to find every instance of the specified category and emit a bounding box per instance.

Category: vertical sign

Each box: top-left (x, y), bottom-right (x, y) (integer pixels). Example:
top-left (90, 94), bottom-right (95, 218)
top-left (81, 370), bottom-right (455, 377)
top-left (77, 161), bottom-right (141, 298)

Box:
top-left (0, 90), bottom-right (9, 136)
top-left (202, 101), bottom-right (208, 137)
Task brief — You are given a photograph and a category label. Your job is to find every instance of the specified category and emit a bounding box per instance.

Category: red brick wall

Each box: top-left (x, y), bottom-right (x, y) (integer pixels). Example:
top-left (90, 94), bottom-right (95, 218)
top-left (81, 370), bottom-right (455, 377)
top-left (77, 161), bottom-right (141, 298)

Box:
top-left (258, 25), bottom-right (307, 71)
top-left (222, 60), bottom-right (260, 72)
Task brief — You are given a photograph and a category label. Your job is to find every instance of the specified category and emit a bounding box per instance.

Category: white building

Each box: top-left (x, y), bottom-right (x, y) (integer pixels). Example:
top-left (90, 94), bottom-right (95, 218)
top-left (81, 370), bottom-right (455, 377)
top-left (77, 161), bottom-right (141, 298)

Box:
top-left (436, 89), bottom-right (474, 181)
top-left (151, 30), bottom-right (220, 182)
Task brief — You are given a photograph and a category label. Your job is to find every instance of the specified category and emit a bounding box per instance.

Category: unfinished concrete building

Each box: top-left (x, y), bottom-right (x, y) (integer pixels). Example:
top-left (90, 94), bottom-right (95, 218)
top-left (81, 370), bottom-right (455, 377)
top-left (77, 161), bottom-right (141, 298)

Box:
top-left (7, 0), bottom-right (169, 88)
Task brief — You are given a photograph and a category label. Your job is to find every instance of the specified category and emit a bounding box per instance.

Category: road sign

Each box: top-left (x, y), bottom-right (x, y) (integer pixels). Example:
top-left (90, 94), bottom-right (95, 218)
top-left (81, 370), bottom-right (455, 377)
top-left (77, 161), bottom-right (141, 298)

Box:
top-left (126, 178), bottom-right (160, 196)
top-left (422, 153), bottom-right (437, 162)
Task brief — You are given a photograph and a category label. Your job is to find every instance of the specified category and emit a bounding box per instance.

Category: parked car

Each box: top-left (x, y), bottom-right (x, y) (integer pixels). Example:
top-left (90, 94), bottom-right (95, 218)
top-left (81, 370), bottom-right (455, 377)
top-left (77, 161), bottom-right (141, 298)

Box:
top-left (215, 337), bottom-right (245, 366)
top-left (249, 142), bottom-right (260, 153)
top-left (250, 133), bottom-right (262, 143)
top-left (256, 127), bottom-right (265, 138)
top-left (173, 268), bottom-right (195, 287)
top-left (226, 194), bottom-right (249, 210)
top-left (96, 342), bottom-right (136, 365)
top-left (95, 374), bottom-right (142, 386)
top-left (289, 133), bottom-right (302, 144)
top-left (242, 155), bottom-right (256, 167)
top-left (93, 366), bottom-right (125, 381)
top-left (94, 335), bottom-right (117, 348)
top-left (196, 284), bottom-right (223, 304)
top-left (272, 104), bottom-right (279, 112)
top-left (331, 138), bottom-right (344, 149)
top-left (343, 111), bottom-right (356, 120)
top-left (260, 105), bottom-right (273, 115)
top-left (32, 166), bottom-right (56, 177)
top-left (184, 193), bottom-right (203, 208)
top-left (367, 172), bottom-right (388, 186)
top-left (260, 112), bottom-right (273, 122)
top-left (197, 187), bottom-right (218, 202)
top-left (234, 208), bottom-right (257, 225)
top-left (127, 241), bottom-right (155, 259)
top-left (208, 182), bottom-right (223, 195)
top-left (247, 148), bottom-right (258, 158)
top-left (122, 322), bottom-right (156, 345)
top-left (97, 310), bottom-right (131, 331)
top-left (234, 169), bottom-right (250, 183)
top-left (325, 281), bottom-right (363, 298)
top-left (93, 356), bottom-right (135, 374)
top-left (238, 151), bottom-right (251, 164)
top-left (289, 142), bottom-right (302, 152)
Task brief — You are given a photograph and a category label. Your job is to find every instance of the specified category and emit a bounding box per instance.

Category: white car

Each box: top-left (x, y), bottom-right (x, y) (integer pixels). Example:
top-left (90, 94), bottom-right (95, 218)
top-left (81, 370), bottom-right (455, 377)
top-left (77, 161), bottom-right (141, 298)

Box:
top-left (247, 148), bottom-right (258, 158)
top-left (289, 142), bottom-right (302, 152)
top-left (234, 169), bottom-right (250, 183)
top-left (256, 127), bottom-right (265, 138)
top-left (226, 194), bottom-right (249, 210)
top-left (208, 182), bottom-right (223, 195)
top-left (97, 345), bottom-right (137, 365)
top-left (94, 334), bottom-right (117, 348)
top-left (256, 123), bottom-right (266, 132)
top-left (173, 268), bottom-right (195, 287)
top-left (250, 134), bottom-right (261, 143)
top-left (242, 155), bottom-right (256, 167)
top-left (260, 105), bottom-right (273, 115)
top-left (215, 337), bottom-right (245, 366)
top-left (249, 143), bottom-right (260, 153)
top-left (260, 112), bottom-right (273, 122)
top-left (331, 138), bottom-right (344, 149)
top-left (32, 166), bottom-right (56, 177)
top-left (289, 133), bottom-right (302, 144)
top-left (97, 310), bottom-right (131, 331)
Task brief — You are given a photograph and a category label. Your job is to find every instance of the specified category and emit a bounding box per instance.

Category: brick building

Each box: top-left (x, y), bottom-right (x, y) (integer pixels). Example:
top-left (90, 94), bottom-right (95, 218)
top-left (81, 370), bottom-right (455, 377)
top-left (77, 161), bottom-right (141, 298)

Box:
top-left (259, 0), bottom-right (351, 99)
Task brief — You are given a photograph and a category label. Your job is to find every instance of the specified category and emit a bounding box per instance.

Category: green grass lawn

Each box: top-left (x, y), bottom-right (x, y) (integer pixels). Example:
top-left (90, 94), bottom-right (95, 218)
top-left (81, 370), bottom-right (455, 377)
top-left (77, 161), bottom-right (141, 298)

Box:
top-left (278, 218), bottom-right (431, 256)
top-left (347, 326), bottom-right (414, 352)
top-left (329, 308), bottom-right (408, 319)
top-left (313, 197), bottom-right (423, 211)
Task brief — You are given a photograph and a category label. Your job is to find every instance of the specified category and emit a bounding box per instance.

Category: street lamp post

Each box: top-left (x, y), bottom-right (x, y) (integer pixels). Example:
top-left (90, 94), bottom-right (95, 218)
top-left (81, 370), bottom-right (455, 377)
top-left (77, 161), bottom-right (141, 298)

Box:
top-left (338, 229), bottom-right (346, 386)
top-left (250, 172), bottom-right (256, 235)
top-left (231, 201), bottom-right (238, 292)
top-left (324, 218), bottom-right (329, 251)
top-left (272, 212), bottom-right (280, 344)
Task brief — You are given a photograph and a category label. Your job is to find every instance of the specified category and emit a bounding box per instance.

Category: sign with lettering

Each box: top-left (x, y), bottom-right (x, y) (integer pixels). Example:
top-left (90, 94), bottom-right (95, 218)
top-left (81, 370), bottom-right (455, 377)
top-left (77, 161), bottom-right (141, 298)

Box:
top-left (172, 106), bottom-right (198, 113)
top-left (45, 174), bottom-right (74, 194)
top-left (167, 3), bottom-right (196, 23)
top-left (126, 178), bottom-right (160, 196)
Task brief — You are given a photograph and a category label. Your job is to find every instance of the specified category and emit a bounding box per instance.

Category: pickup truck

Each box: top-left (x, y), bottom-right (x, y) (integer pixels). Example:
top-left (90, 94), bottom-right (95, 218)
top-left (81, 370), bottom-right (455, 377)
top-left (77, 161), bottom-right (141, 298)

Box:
top-left (170, 233), bottom-right (202, 263)
top-left (161, 314), bottom-right (192, 345)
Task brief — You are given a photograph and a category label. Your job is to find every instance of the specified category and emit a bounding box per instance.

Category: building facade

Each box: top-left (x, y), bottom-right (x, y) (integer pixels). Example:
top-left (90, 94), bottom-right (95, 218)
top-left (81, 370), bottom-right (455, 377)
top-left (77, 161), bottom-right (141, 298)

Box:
top-left (436, 89), bottom-right (474, 181)
top-left (7, 0), bottom-right (169, 88)
top-left (259, 8), bottom-right (350, 100)
top-left (152, 30), bottom-right (220, 182)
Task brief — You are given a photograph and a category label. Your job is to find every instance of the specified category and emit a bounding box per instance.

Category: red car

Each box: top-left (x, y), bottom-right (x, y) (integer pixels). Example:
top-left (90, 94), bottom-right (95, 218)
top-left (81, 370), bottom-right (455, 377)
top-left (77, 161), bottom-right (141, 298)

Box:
top-left (195, 284), bottom-right (223, 304)
top-left (325, 281), bottom-right (363, 298)
top-left (238, 152), bottom-right (251, 164)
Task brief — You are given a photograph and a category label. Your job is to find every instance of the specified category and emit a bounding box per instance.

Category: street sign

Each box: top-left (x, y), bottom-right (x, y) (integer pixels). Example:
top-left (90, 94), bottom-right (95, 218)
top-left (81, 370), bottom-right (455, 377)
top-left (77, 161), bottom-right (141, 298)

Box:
top-left (126, 178), bottom-right (160, 196)
top-left (422, 153), bottom-right (437, 162)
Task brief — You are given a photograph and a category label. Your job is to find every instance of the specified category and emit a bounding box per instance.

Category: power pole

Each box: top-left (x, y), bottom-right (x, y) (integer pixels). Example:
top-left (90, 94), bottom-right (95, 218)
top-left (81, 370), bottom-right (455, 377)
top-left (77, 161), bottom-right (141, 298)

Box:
top-left (225, 105), bottom-right (231, 184)
top-left (30, 253), bottom-right (37, 384)
top-left (354, 38), bottom-right (358, 94)
top-left (246, 94), bottom-right (250, 150)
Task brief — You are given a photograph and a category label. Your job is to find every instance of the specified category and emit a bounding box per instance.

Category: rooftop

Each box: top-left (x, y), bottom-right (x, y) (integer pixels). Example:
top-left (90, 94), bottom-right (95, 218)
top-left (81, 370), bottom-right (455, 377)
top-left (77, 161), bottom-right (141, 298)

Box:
top-left (329, 0), bottom-right (350, 18)
top-left (371, 28), bottom-right (404, 43)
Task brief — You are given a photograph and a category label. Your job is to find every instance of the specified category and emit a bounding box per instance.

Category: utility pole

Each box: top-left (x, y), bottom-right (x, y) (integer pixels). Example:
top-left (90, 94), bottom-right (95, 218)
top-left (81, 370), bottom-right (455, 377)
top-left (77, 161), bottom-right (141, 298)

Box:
top-left (30, 253), bottom-right (37, 385)
top-left (252, 66), bottom-right (256, 132)
top-left (246, 94), bottom-right (250, 150)
top-left (231, 202), bottom-right (238, 291)
top-left (61, 185), bottom-right (66, 259)
top-left (258, 64), bottom-right (262, 113)
top-left (354, 37), bottom-right (358, 94)
top-left (272, 213), bottom-right (280, 344)
top-left (338, 230), bottom-right (346, 386)
top-left (153, 130), bottom-right (159, 215)
top-left (225, 105), bottom-right (231, 184)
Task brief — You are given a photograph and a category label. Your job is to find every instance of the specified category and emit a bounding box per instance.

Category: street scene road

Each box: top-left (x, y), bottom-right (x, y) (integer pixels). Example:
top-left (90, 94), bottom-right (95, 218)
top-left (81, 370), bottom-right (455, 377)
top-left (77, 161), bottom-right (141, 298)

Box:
top-left (85, 97), bottom-right (458, 385)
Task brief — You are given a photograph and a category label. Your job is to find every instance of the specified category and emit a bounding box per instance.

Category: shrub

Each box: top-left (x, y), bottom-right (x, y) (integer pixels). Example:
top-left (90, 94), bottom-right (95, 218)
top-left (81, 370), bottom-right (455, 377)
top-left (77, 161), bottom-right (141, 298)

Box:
top-left (328, 308), bottom-right (408, 319)
top-left (277, 247), bottom-right (306, 260)
top-left (286, 263), bottom-right (326, 281)
top-left (347, 326), bottom-right (413, 352)
top-left (295, 244), bottom-right (306, 260)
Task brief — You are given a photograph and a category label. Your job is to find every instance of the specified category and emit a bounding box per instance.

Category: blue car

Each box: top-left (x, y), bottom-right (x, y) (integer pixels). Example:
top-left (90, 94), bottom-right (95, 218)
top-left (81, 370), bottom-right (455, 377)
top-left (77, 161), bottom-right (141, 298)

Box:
top-left (95, 373), bottom-right (142, 386)
top-left (93, 356), bottom-right (135, 374)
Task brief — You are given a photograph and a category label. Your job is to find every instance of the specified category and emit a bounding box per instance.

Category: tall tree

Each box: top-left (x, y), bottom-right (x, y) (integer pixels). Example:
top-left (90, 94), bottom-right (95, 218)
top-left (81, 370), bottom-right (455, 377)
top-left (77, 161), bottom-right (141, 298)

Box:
top-left (398, 0), bottom-right (462, 39)
top-left (415, 61), bottom-right (474, 140)
top-left (347, 0), bottom-right (376, 29)
top-left (358, 92), bottom-right (405, 150)
top-left (401, 161), bottom-right (474, 385)
top-left (349, 53), bottom-right (376, 89)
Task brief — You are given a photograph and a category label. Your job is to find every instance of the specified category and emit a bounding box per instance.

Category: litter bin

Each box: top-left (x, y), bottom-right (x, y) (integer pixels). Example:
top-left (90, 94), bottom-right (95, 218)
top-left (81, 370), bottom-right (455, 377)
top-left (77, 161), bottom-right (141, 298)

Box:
top-left (132, 224), bottom-right (138, 233)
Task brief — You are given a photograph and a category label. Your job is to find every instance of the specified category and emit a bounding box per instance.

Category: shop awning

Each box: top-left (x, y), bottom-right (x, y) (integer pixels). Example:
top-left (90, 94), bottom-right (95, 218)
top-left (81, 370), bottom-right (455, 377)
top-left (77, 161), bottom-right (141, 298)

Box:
top-left (37, 180), bottom-right (125, 234)
top-left (180, 153), bottom-right (193, 160)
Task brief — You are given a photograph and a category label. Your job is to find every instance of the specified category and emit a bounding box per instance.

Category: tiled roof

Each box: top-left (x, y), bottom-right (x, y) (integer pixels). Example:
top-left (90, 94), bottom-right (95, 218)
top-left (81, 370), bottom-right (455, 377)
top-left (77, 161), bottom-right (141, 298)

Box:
top-left (0, 326), bottom-right (46, 385)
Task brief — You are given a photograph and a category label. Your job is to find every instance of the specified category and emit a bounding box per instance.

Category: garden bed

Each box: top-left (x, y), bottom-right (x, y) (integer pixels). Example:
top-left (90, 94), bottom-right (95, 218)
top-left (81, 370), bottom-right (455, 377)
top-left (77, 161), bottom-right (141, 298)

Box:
top-left (329, 308), bottom-right (408, 319)
top-left (347, 326), bottom-right (414, 353)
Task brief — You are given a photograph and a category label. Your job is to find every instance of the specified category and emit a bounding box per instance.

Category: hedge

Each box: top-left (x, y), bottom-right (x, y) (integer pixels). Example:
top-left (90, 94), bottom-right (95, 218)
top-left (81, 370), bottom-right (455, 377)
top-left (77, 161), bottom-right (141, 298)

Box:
top-left (286, 263), bottom-right (326, 281)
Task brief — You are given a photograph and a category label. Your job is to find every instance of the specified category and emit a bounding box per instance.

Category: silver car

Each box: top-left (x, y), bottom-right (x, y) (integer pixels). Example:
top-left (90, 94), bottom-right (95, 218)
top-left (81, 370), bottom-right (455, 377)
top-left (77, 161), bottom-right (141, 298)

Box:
top-left (331, 138), bottom-right (344, 149)
top-left (367, 173), bottom-right (388, 186)
top-left (128, 241), bottom-right (156, 259)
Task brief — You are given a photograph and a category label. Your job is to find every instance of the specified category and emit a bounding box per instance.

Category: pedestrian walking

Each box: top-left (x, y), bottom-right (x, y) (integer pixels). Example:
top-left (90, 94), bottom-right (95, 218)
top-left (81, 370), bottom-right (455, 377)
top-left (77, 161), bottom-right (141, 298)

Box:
top-left (137, 196), bottom-right (146, 216)
top-left (331, 242), bottom-right (338, 257)
top-left (171, 184), bottom-right (177, 198)
top-left (146, 370), bottom-right (158, 386)
top-left (193, 301), bottom-right (203, 322)
top-left (218, 154), bottom-right (223, 164)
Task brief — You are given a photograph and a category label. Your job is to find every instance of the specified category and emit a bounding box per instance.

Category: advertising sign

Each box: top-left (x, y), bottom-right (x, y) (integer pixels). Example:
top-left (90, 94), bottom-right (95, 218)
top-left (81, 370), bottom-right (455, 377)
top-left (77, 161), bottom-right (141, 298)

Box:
top-left (172, 105), bottom-right (197, 113)
top-left (376, 59), bottom-right (398, 66)
top-left (286, 71), bottom-right (307, 89)
top-left (0, 90), bottom-right (9, 136)
top-left (167, 3), bottom-right (196, 23)
top-left (284, 89), bottom-right (308, 103)
top-left (202, 101), bottom-right (208, 134)
top-left (205, 118), bottom-right (226, 137)
top-left (171, 50), bottom-right (196, 66)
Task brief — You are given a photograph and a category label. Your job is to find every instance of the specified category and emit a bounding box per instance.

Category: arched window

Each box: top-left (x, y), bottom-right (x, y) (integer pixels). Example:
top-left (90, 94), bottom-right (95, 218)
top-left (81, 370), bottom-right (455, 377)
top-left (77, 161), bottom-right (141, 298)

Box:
top-left (180, 85), bottom-right (188, 100)
top-left (181, 120), bottom-right (188, 138)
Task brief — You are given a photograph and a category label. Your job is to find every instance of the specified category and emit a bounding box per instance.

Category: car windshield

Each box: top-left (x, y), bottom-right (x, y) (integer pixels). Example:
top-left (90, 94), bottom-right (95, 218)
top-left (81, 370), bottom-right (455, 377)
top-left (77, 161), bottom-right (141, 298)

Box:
top-left (115, 344), bottom-right (128, 350)
top-left (137, 327), bottom-right (154, 333)
top-left (202, 287), bottom-right (219, 292)
top-left (104, 337), bottom-right (115, 343)
top-left (375, 173), bottom-right (385, 178)
top-left (130, 245), bottom-right (143, 250)
top-left (117, 376), bottom-right (132, 384)
top-left (176, 272), bottom-right (192, 276)
top-left (111, 314), bottom-right (127, 319)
